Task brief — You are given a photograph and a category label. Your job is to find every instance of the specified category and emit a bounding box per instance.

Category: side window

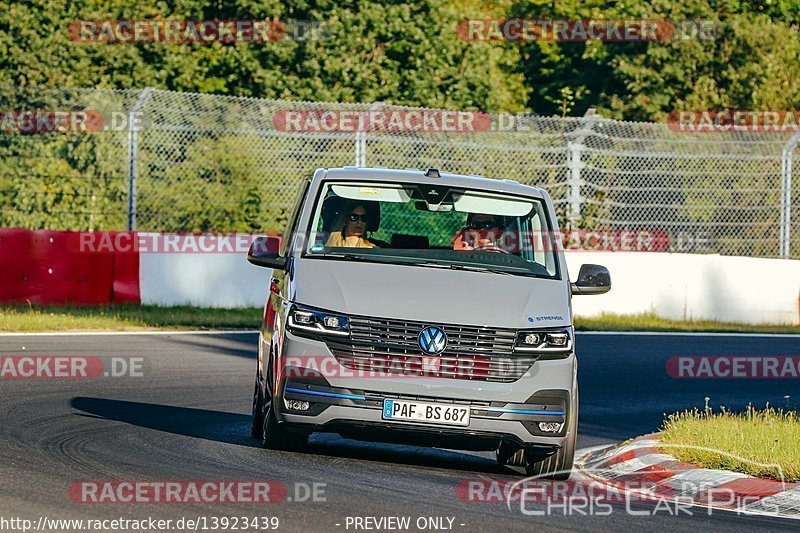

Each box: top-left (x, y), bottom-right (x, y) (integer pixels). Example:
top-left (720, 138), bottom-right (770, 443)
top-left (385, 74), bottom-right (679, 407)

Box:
top-left (282, 179), bottom-right (310, 256)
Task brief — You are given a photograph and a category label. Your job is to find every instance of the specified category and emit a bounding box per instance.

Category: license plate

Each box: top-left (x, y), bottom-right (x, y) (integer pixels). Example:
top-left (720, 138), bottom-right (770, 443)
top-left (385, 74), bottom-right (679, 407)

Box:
top-left (382, 399), bottom-right (470, 427)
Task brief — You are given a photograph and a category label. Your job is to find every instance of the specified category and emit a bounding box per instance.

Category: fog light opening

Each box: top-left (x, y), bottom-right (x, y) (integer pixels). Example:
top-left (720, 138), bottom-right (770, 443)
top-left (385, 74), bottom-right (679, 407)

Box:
top-left (538, 422), bottom-right (563, 433)
top-left (284, 399), bottom-right (311, 411)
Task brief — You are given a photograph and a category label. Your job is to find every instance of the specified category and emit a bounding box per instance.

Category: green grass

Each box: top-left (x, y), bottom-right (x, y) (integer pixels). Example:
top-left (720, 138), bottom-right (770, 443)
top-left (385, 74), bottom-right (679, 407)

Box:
top-left (575, 312), bottom-right (799, 334)
top-left (661, 403), bottom-right (800, 482)
top-left (0, 305), bottom-right (263, 332)
top-left (0, 307), bottom-right (797, 334)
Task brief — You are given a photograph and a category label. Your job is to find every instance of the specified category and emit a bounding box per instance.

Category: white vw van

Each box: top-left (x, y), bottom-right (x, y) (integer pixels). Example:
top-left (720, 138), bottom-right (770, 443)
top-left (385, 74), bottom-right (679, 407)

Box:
top-left (248, 167), bottom-right (610, 478)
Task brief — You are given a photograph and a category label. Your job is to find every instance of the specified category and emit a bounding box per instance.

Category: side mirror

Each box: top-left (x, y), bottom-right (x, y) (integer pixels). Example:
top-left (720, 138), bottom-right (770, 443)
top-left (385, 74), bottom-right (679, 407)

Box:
top-left (571, 264), bottom-right (611, 295)
top-left (247, 236), bottom-right (287, 269)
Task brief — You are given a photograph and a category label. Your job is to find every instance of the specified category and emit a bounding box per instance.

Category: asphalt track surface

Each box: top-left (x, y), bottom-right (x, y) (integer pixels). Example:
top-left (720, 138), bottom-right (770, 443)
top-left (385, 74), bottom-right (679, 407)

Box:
top-left (0, 331), bottom-right (798, 532)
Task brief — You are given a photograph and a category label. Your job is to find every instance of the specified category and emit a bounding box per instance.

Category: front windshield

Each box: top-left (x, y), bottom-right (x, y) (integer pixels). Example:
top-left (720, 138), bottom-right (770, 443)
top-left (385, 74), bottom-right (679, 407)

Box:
top-left (304, 181), bottom-right (560, 279)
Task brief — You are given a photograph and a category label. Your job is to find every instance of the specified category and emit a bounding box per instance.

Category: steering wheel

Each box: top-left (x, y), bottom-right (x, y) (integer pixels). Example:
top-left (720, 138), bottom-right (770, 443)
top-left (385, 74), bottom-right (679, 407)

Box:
top-left (474, 243), bottom-right (512, 254)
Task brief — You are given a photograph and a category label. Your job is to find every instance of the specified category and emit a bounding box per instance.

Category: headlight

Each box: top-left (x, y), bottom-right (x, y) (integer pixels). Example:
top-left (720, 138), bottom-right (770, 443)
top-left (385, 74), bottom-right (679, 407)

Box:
top-left (287, 305), bottom-right (350, 337)
top-left (514, 327), bottom-right (573, 356)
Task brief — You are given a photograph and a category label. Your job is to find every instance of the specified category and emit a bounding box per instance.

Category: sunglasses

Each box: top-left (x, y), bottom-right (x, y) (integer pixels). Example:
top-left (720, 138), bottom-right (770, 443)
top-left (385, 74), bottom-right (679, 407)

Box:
top-left (468, 220), bottom-right (499, 230)
top-left (348, 213), bottom-right (368, 222)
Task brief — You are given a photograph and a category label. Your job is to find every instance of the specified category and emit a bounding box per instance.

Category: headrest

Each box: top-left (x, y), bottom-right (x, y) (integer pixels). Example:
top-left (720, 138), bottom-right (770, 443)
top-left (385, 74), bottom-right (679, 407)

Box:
top-left (321, 195), bottom-right (346, 232)
top-left (362, 201), bottom-right (380, 232)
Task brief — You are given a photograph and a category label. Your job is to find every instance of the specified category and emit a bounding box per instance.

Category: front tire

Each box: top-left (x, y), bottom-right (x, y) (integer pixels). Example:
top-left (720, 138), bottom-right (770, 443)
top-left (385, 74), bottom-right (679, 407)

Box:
top-left (260, 354), bottom-right (308, 451)
top-left (261, 402), bottom-right (308, 451)
top-left (497, 389), bottom-right (579, 480)
top-left (497, 441), bottom-right (526, 467)
top-left (250, 376), bottom-right (264, 438)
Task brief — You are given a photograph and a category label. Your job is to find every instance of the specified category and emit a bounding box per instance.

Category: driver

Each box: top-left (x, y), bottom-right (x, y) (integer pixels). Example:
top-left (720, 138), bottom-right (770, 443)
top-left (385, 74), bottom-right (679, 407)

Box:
top-left (325, 203), bottom-right (380, 248)
top-left (452, 213), bottom-right (504, 251)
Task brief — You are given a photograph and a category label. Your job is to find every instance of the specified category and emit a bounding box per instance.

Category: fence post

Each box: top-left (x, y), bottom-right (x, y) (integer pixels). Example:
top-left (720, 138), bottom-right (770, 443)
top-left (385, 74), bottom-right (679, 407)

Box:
top-left (780, 132), bottom-right (800, 258)
top-left (127, 87), bottom-right (154, 231)
top-left (566, 142), bottom-right (584, 230)
top-left (354, 102), bottom-right (383, 167)
top-left (355, 131), bottom-right (366, 167)
top-left (565, 109), bottom-right (597, 229)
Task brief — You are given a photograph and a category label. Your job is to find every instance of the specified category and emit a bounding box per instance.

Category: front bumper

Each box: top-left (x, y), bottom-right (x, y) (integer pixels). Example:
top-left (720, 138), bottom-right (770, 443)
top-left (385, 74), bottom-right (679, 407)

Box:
top-left (272, 330), bottom-right (576, 449)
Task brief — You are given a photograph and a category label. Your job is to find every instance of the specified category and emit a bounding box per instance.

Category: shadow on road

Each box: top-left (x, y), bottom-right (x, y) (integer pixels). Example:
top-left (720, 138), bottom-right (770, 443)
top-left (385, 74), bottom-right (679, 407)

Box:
top-left (71, 396), bottom-right (258, 447)
top-left (70, 396), bottom-right (518, 476)
top-left (162, 332), bottom-right (259, 360)
top-left (307, 433), bottom-right (515, 476)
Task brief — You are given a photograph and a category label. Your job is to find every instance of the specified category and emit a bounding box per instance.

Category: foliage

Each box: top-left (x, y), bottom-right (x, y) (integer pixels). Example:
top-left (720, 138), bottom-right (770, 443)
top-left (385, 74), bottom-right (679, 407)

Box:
top-left (661, 402), bottom-right (800, 482)
top-left (1, 1), bottom-right (799, 235)
top-left (0, 304), bottom-right (262, 331)
top-left (507, 0), bottom-right (800, 120)
top-left (0, 0), bottom-right (528, 112)
top-left (2, 306), bottom-right (796, 333)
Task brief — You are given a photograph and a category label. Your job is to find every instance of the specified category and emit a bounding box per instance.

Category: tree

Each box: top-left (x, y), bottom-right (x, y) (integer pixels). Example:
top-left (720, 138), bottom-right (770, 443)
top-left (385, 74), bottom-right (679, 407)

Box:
top-left (508, 0), bottom-right (800, 120)
top-left (0, 0), bottom-right (529, 113)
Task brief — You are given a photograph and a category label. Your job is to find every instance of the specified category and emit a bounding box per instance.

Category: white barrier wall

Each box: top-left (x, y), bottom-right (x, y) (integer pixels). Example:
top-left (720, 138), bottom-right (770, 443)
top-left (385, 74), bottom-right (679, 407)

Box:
top-left (565, 252), bottom-right (800, 325)
top-left (141, 251), bottom-right (800, 325)
top-left (140, 253), bottom-right (271, 308)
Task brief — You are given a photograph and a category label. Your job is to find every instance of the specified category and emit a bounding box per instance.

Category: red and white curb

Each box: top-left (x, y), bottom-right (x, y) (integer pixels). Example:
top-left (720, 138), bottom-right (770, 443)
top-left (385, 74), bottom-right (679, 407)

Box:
top-left (576, 433), bottom-right (800, 520)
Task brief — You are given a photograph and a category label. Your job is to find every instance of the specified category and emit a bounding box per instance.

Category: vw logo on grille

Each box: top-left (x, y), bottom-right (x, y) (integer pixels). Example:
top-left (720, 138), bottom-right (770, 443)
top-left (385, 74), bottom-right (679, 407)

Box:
top-left (418, 326), bottom-right (447, 355)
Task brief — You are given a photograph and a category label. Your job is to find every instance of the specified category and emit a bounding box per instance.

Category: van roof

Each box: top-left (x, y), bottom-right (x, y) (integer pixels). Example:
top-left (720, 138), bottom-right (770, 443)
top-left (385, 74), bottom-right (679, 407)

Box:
top-left (316, 167), bottom-right (546, 198)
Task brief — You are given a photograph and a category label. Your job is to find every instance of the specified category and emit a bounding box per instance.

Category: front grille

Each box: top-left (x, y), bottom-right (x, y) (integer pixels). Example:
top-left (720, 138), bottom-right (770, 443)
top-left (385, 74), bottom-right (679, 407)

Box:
top-left (350, 316), bottom-right (518, 355)
top-left (326, 316), bottom-right (537, 382)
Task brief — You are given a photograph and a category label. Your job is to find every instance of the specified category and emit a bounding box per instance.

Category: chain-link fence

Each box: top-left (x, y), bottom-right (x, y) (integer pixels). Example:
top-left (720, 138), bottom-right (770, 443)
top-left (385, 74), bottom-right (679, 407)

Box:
top-left (1, 87), bottom-right (798, 258)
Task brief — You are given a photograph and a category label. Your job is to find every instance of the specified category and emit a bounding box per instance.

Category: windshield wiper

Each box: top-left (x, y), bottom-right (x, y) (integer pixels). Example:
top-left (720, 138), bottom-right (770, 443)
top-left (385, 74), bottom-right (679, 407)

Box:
top-left (443, 263), bottom-right (514, 275)
top-left (409, 261), bottom-right (514, 275)
top-left (312, 252), bottom-right (414, 265)
top-left (313, 253), bottom-right (519, 275)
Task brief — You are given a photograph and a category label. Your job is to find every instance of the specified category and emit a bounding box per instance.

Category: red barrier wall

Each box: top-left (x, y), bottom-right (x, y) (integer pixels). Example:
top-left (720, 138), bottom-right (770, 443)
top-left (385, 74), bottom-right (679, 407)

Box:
top-left (0, 229), bottom-right (140, 305)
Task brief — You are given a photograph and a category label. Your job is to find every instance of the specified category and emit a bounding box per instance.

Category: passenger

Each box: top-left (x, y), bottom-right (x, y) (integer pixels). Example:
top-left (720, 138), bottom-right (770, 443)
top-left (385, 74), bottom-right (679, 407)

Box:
top-left (452, 213), bottom-right (503, 251)
top-left (326, 203), bottom-right (379, 248)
